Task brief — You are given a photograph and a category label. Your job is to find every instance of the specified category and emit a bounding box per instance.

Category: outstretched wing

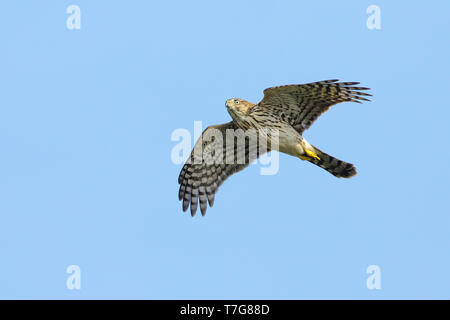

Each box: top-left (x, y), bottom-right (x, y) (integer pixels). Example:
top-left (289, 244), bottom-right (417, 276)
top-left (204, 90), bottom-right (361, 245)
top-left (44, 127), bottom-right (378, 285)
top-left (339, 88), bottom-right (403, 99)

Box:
top-left (259, 79), bottom-right (371, 134)
top-left (178, 122), bottom-right (267, 216)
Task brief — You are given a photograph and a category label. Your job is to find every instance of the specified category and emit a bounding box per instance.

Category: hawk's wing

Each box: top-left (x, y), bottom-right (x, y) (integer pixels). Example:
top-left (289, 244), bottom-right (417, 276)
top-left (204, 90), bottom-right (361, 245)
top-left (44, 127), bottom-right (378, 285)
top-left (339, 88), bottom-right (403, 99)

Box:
top-left (178, 121), bottom-right (267, 216)
top-left (259, 79), bottom-right (371, 134)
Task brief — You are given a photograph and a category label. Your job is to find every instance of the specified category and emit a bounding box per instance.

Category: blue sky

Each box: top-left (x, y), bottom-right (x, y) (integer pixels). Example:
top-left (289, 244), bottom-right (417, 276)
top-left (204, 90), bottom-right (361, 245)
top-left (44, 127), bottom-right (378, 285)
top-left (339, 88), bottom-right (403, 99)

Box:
top-left (1, 1), bottom-right (449, 299)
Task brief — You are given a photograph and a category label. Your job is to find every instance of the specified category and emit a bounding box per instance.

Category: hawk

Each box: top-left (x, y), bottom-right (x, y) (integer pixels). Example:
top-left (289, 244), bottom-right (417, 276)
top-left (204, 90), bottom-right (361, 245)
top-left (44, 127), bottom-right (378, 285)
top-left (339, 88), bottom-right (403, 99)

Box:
top-left (178, 80), bottom-right (371, 216)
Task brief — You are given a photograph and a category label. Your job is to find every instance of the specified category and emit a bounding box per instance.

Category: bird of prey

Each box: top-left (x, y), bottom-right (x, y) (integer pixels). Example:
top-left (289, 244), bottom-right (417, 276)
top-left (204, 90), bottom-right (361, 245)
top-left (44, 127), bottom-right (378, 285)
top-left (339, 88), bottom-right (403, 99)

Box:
top-left (178, 80), bottom-right (371, 216)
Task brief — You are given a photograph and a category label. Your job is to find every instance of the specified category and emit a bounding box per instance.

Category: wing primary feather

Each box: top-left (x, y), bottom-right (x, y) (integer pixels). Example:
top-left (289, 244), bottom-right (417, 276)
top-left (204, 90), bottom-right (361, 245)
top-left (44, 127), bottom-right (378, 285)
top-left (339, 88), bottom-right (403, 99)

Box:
top-left (190, 188), bottom-right (199, 216)
top-left (182, 195), bottom-right (190, 212)
top-left (178, 183), bottom-right (185, 201)
top-left (347, 90), bottom-right (372, 96)
top-left (199, 186), bottom-right (207, 216)
top-left (340, 81), bottom-right (360, 85)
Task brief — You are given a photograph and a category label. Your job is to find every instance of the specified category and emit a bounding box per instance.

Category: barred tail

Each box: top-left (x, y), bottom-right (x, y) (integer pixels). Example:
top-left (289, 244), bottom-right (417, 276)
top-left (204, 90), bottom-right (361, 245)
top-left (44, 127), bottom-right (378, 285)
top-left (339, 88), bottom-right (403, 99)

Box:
top-left (308, 145), bottom-right (357, 178)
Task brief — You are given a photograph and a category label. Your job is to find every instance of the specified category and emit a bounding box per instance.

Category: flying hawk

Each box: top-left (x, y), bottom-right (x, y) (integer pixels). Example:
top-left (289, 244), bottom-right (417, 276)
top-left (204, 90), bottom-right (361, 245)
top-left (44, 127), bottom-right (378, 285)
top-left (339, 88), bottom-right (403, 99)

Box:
top-left (178, 80), bottom-right (371, 216)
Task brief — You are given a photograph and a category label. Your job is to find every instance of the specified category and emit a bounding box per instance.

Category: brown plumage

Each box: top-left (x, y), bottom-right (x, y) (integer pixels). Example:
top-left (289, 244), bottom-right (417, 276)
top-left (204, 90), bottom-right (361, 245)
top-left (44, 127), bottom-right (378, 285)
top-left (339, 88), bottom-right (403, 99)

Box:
top-left (178, 80), bottom-right (371, 216)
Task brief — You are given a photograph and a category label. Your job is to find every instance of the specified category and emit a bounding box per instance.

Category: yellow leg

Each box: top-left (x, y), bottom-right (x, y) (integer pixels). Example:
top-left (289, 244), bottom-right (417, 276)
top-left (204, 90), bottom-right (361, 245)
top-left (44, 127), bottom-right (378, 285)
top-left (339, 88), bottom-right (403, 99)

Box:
top-left (297, 140), bottom-right (321, 161)
top-left (304, 148), bottom-right (320, 161)
top-left (299, 155), bottom-right (310, 161)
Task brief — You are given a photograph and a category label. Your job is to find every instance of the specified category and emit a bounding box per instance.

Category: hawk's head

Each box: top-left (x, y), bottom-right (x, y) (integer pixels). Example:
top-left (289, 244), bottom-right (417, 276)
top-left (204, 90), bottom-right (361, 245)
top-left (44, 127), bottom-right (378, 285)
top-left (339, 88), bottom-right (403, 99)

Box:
top-left (225, 98), bottom-right (254, 118)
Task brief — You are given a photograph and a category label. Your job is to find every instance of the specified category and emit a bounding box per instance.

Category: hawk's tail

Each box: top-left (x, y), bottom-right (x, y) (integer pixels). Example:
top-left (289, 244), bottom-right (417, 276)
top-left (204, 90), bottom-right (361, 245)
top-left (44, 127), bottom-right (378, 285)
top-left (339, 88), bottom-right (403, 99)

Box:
top-left (307, 145), bottom-right (357, 178)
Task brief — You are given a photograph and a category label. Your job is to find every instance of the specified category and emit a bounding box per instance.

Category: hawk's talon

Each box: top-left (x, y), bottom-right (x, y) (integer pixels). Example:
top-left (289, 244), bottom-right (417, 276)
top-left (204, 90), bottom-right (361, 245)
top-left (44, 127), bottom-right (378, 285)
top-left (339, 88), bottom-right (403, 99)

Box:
top-left (299, 155), bottom-right (311, 161)
top-left (304, 149), bottom-right (320, 161)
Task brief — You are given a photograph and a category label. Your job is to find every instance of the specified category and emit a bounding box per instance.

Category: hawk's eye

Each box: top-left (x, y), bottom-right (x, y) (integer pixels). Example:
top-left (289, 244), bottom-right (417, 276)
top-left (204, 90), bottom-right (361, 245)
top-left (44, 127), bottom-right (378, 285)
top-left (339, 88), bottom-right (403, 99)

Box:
top-left (234, 100), bottom-right (240, 104)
